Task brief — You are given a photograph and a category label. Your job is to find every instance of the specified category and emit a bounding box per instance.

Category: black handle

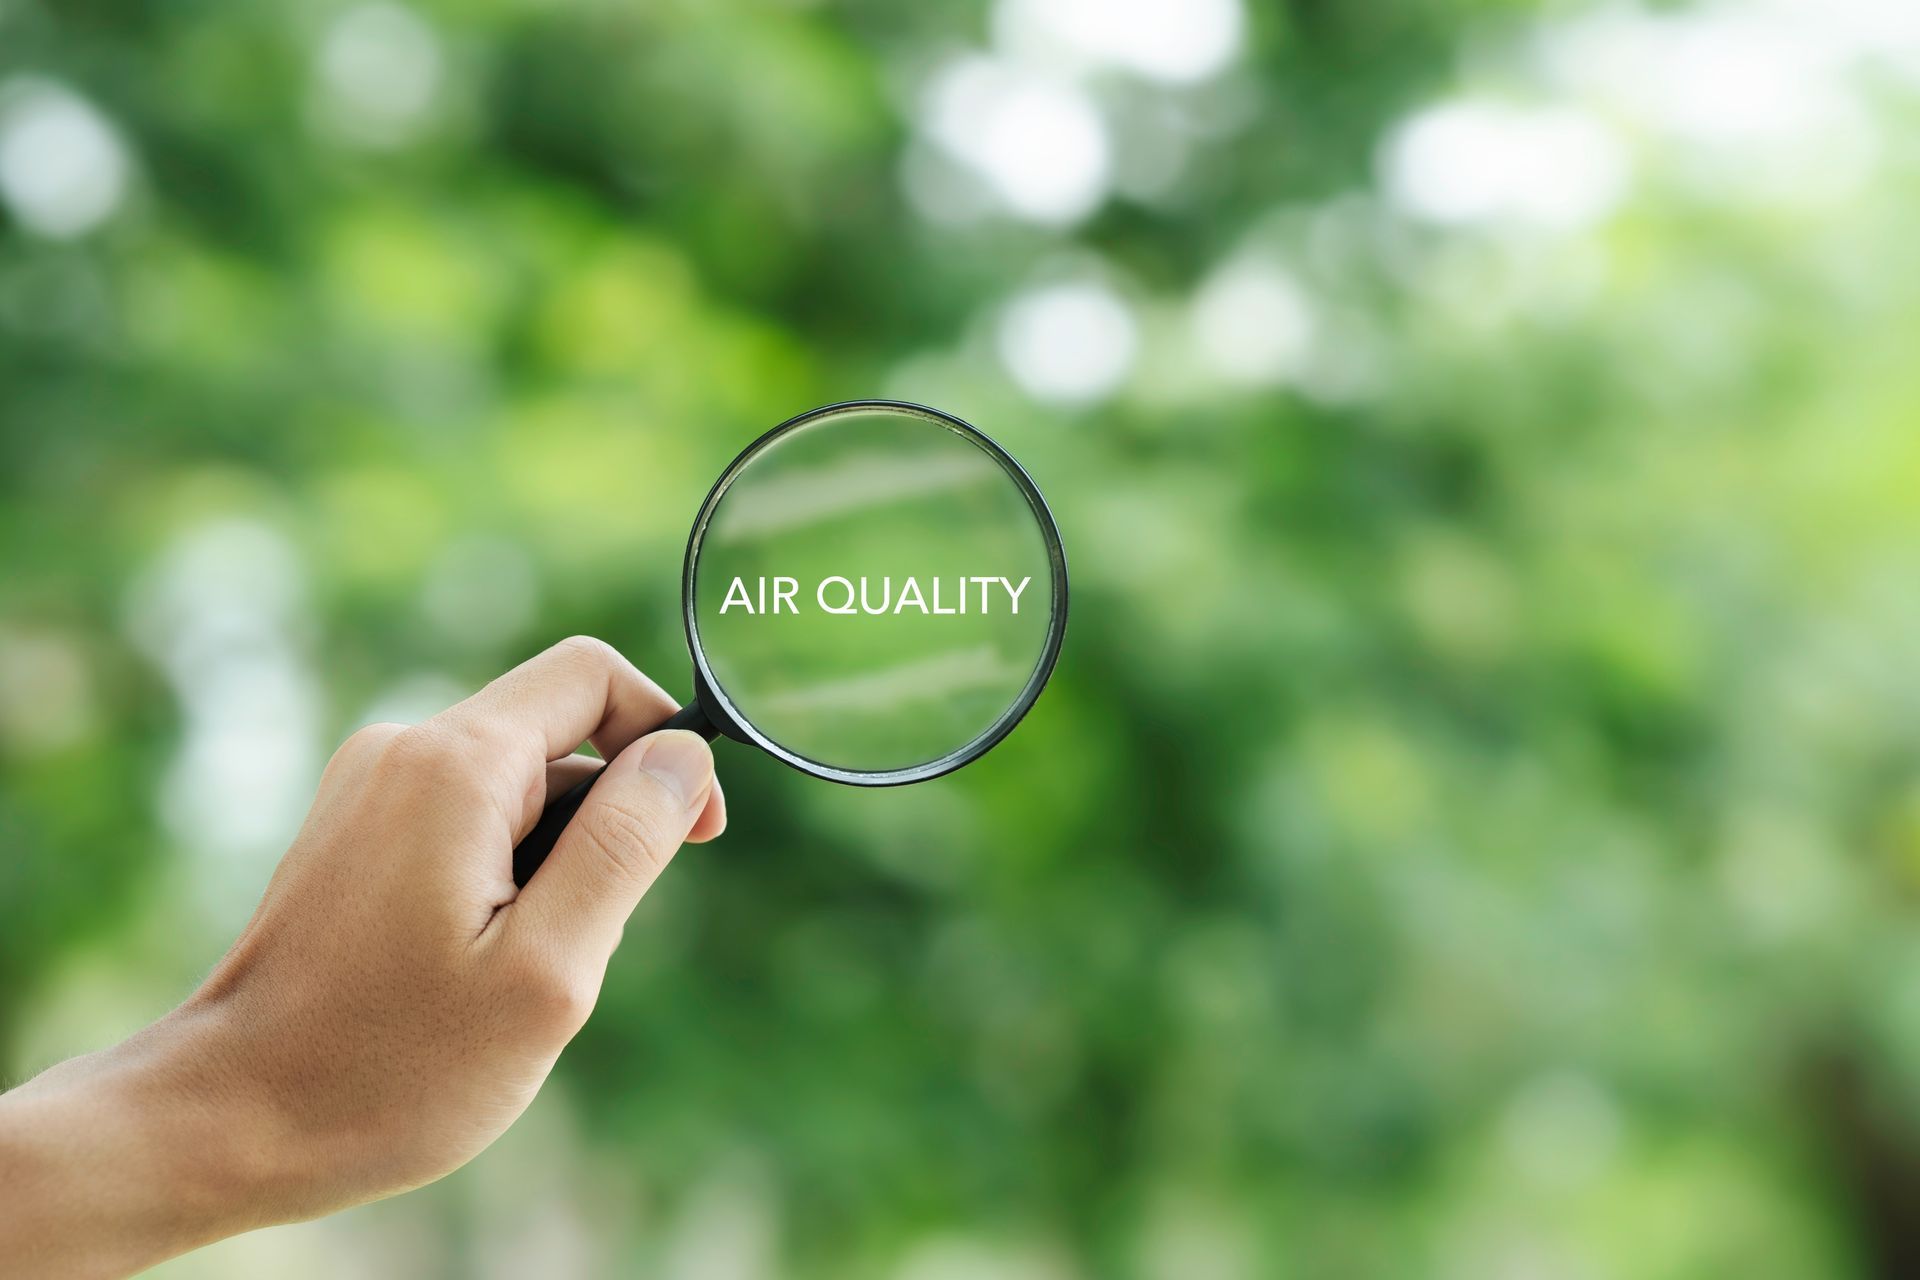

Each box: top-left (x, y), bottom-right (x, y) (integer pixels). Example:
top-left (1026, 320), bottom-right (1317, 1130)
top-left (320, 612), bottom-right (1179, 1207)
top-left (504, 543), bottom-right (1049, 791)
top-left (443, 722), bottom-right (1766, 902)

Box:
top-left (511, 699), bottom-right (719, 887)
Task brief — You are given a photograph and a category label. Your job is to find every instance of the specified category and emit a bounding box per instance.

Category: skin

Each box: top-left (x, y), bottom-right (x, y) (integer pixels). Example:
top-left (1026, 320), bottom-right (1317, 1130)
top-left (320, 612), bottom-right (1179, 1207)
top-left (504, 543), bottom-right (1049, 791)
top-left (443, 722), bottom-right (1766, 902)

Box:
top-left (0, 636), bottom-right (726, 1279)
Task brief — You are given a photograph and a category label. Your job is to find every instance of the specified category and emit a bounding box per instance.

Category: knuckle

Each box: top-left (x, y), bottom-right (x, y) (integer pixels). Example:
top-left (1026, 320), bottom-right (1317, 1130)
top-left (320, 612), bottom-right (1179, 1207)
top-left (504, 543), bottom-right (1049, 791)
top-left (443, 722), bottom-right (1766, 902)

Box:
top-left (515, 953), bottom-right (597, 1033)
top-left (343, 721), bottom-right (406, 757)
top-left (395, 716), bottom-right (521, 814)
top-left (375, 724), bottom-right (463, 780)
top-left (574, 796), bottom-right (676, 884)
top-left (554, 634), bottom-right (617, 670)
top-left (327, 722), bottom-right (405, 776)
top-left (435, 710), bottom-right (506, 755)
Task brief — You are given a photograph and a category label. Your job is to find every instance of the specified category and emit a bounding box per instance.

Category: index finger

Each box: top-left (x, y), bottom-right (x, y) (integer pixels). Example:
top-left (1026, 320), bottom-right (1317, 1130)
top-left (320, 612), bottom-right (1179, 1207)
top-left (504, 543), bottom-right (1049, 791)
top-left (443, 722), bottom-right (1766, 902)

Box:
top-left (434, 635), bottom-right (682, 766)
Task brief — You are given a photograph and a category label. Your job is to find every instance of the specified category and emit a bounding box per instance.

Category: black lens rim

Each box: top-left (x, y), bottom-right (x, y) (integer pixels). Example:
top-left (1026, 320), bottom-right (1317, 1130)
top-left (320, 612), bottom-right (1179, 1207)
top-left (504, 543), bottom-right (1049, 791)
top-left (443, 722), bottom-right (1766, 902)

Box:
top-left (680, 399), bottom-right (1069, 787)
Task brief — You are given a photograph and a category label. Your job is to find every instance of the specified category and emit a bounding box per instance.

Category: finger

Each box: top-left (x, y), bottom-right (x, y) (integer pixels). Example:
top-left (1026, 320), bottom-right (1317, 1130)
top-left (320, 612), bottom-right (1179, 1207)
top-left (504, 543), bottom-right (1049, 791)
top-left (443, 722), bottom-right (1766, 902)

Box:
top-left (507, 754), bottom-right (608, 845)
top-left (548, 753), bottom-right (603, 794)
top-left (435, 636), bottom-right (681, 770)
top-left (515, 754), bottom-right (724, 845)
top-left (511, 730), bottom-right (715, 959)
top-left (687, 773), bottom-right (727, 844)
top-left (320, 722), bottom-right (408, 798)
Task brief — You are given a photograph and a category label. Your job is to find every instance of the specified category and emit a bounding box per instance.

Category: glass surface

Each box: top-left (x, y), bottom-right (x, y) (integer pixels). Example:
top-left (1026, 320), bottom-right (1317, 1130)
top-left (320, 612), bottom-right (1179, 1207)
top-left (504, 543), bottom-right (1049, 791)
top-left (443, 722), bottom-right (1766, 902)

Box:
top-left (691, 406), bottom-right (1056, 775)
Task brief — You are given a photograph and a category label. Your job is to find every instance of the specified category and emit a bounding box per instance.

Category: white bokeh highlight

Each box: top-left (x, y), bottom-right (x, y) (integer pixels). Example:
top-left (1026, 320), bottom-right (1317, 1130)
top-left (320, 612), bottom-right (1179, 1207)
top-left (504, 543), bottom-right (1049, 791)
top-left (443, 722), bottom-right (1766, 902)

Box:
top-left (919, 56), bottom-right (1111, 226)
top-left (994, 0), bottom-right (1245, 85)
top-left (1190, 257), bottom-right (1316, 387)
top-left (997, 280), bottom-right (1138, 406)
top-left (1382, 100), bottom-right (1629, 231)
top-left (908, 0), bottom-right (1244, 226)
top-left (0, 77), bottom-right (131, 239)
top-left (1530, 2), bottom-right (1883, 208)
top-left (314, 2), bottom-right (445, 148)
top-left (1535, 2), bottom-right (1903, 140)
top-left (125, 520), bottom-right (321, 923)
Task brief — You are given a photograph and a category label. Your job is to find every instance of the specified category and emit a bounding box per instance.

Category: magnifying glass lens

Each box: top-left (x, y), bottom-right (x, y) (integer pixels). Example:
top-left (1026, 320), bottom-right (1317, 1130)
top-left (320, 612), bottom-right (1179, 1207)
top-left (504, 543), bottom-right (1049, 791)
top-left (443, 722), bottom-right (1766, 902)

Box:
top-left (691, 405), bottom-right (1058, 777)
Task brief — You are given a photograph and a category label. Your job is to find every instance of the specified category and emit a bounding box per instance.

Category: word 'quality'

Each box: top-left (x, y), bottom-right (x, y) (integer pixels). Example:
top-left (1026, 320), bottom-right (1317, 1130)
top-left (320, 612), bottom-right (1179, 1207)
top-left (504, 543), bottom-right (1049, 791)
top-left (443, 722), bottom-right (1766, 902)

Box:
top-left (719, 575), bottom-right (1033, 616)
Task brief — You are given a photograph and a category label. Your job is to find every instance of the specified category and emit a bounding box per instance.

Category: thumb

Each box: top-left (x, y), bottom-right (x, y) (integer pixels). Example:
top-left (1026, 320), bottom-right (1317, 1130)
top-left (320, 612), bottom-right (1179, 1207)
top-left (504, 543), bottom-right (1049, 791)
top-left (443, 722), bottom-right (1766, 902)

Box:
top-left (511, 729), bottom-right (715, 959)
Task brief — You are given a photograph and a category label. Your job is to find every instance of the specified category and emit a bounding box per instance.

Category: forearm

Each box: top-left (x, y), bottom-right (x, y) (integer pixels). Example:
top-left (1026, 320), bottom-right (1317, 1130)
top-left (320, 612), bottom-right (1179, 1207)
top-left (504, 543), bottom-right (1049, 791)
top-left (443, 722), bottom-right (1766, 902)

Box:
top-left (0, 1012), bottom-right (281, 1280)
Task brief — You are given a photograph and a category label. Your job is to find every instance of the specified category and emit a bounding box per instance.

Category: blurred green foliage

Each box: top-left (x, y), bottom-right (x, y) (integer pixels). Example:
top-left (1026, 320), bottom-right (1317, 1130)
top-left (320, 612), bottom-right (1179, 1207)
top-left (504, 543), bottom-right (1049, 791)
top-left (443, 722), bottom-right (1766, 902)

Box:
top-left (5, 0), bottom-right (1920, 1276)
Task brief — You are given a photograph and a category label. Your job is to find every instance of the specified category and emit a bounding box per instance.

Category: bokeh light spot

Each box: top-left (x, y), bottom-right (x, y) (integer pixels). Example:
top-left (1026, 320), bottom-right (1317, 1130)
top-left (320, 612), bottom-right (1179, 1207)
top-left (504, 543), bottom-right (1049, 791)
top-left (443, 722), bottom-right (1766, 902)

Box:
top-left (1382, 100), bottom-right (1628, 230)
top-left (996, 280), bottom-right (1138, 406)
top-left (921, 56), bottom-right (1111, 225)
top-left (313, 2), bottom-right (445, 149)
top-left (995, 0), bottom-right (1244, 85)
top-left (0, 76), bottom-right (130, 239)
top-left (1189, 256), bottom-right (1315, 387)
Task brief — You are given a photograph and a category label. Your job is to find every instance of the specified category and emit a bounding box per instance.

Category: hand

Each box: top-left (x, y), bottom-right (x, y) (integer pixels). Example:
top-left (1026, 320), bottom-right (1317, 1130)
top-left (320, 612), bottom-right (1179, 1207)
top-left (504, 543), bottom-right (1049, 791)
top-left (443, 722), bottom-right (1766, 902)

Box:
top-left (0, 637), bottom-right (725, 1279)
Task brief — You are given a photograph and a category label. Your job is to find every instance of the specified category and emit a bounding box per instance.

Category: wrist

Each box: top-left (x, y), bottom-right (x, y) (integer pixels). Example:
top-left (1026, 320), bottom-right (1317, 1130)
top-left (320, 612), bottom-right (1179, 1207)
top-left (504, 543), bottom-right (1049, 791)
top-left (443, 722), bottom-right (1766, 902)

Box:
top-left (0, 1008), bottom-right (296, 1278)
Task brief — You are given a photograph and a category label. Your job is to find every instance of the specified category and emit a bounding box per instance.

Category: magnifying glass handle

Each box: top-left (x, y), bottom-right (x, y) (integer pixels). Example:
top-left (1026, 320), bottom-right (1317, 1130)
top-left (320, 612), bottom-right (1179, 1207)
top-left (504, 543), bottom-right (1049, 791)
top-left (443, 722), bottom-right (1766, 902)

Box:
top-left (511, 700), bottom-right (718, 888)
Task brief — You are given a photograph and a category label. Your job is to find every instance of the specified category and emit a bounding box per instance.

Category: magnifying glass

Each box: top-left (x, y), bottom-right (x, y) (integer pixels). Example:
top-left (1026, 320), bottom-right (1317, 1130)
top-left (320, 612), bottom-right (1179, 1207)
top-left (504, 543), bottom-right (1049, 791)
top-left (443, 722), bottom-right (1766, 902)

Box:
top-left (512, 400), bottom-right (1068, 886)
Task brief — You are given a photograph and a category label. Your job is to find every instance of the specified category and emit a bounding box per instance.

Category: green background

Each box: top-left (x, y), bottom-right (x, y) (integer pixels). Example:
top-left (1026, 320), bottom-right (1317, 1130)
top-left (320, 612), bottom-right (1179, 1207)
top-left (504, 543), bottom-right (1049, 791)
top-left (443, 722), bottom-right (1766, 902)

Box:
top-left (4, 0), bottom-right (1920, 1275)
